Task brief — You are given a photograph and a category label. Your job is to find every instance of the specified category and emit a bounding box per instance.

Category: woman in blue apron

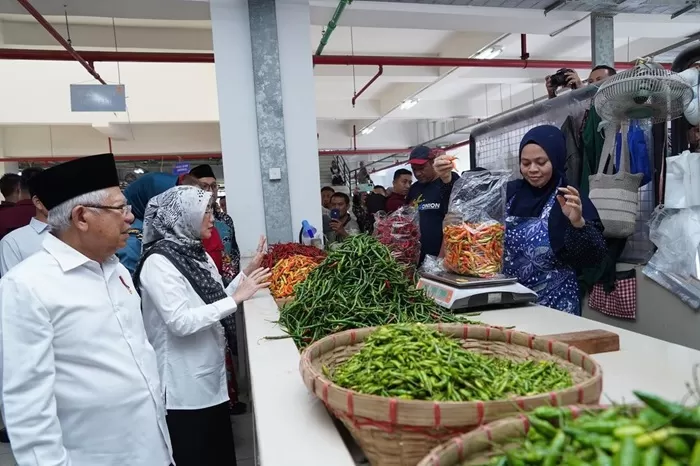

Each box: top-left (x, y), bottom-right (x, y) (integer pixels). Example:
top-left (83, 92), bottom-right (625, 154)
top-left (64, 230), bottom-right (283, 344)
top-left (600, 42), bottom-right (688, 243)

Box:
top-left (503, 125), bottom-right (607, 315)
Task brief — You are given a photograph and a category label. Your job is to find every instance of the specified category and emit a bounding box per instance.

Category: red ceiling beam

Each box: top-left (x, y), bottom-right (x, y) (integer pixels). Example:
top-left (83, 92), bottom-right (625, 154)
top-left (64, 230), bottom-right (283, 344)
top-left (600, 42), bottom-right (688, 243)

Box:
top-left (15, 0), bottom-right (107, 84)
top-left (0, 48), bottom-right (670, 70)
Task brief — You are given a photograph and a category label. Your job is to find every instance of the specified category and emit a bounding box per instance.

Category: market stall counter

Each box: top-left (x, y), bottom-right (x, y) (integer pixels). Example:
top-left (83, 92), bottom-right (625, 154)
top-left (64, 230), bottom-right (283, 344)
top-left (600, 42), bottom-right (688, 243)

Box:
top-left (241, 291), bottom-right (700, 466)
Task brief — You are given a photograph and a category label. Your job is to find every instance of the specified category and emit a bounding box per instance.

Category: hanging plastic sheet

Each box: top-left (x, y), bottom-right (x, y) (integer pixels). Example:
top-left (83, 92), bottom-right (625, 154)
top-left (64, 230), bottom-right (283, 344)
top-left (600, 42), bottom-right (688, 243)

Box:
top-left (643, 205), bottom-right (700, 309)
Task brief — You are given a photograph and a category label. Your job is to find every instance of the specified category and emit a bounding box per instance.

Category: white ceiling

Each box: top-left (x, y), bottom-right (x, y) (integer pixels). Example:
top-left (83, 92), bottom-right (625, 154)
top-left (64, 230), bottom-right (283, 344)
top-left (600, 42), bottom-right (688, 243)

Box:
top-left (0, 0), bottom-right (697, 149)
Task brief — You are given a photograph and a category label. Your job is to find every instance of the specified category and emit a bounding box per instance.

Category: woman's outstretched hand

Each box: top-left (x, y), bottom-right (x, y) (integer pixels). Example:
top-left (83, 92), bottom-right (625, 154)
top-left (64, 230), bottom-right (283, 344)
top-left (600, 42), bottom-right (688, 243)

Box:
top-left (557, 186), bottom-right (585, 228)
top-left (243, 235), bottom-right (267, 276)
top-left (232, 267), bottom-right (271, 305)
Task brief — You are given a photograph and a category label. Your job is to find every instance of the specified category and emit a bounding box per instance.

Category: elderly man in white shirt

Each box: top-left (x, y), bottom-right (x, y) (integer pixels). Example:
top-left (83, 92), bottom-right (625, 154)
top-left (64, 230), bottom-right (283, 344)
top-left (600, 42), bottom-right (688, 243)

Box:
top-left (0, 167), bottom-right (49, 276)
top-left (0, 153), bottom-right (173, 466)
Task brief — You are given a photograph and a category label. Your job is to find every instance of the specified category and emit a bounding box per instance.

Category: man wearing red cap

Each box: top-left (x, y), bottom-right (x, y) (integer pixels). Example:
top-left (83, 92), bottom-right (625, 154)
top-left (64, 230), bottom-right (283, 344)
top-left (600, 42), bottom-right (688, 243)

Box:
top-left (406, 146), bottom-right (459, 263)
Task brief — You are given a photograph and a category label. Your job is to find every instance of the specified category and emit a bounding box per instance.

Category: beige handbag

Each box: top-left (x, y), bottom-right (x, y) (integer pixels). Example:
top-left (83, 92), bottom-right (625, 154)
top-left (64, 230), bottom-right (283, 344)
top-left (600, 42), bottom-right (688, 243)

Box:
top-left (588, 123), bottom-right (644, 238)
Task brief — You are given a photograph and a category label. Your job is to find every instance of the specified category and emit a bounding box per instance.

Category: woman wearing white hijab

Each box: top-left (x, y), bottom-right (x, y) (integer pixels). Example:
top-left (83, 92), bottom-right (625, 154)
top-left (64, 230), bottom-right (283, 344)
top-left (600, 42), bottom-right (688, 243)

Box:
top-left (134, 185), bottom-right (270, 465)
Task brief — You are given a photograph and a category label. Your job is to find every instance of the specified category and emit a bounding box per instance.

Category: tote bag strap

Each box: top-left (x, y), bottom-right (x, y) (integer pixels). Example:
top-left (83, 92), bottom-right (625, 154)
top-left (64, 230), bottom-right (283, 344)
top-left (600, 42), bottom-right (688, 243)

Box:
top-left (618, 122), bottom-right (631, 174)
top-left (596, 122), bottom-right (621, 175)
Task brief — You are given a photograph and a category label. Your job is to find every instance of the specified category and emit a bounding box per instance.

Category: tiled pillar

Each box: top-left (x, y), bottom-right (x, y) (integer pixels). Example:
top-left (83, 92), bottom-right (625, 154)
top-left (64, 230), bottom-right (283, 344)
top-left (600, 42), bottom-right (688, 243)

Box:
top-left (210, 0), bottom-right (321, 252)
top-left (590, 14), bottom-right (615, 68)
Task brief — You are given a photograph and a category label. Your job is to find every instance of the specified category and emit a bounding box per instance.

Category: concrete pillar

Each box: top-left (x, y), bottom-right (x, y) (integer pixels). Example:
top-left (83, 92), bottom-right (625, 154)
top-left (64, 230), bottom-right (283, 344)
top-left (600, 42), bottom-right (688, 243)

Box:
top-left (210, 0), bottom-right (321, 253)
top-left (590, 14), bottom-right (615, 68)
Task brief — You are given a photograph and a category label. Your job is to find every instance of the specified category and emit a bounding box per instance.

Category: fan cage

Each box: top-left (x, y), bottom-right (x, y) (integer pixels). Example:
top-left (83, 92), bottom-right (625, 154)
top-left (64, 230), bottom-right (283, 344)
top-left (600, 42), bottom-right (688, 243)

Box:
top-left (594, 66), bottom-right (693, 124)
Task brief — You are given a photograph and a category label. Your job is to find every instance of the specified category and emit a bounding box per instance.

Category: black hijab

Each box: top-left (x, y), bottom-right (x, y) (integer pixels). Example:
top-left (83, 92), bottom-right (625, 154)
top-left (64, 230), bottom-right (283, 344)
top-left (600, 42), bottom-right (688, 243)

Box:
top-left (506, 125), bottom-right (600, 253)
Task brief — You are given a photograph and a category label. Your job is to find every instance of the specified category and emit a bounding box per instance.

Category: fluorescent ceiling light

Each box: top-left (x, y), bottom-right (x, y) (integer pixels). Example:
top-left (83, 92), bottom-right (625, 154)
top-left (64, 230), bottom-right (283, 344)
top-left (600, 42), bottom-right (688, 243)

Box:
top-left (133, 168), bottom-right (145, 174)
top-left (360, 126), bottom-right (376, 135)
top-left (474, 46), bottom-right (504, 60)
top-left (399, 99), bottom-right (419, 110)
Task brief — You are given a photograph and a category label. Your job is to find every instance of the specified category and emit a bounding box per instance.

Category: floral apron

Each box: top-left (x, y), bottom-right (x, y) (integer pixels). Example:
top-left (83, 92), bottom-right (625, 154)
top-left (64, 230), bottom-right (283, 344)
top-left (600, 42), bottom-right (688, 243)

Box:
top-left (502, 190), bottom-right (581, 315)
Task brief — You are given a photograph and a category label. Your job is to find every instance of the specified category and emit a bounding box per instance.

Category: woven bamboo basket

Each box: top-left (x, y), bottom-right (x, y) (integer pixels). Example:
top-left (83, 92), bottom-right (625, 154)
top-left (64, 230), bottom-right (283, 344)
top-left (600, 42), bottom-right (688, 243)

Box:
top-left (417, 406), bottom-right (635, 466)
top-left (299, 324), bottom-right (603, 466)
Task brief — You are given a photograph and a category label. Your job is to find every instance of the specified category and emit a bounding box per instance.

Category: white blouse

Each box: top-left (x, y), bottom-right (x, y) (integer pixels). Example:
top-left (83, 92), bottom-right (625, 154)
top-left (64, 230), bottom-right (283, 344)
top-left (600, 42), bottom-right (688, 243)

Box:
top-left (0, 234), bottom-right (173, 466)
top-left (138, 253), bottom-right (242, 410)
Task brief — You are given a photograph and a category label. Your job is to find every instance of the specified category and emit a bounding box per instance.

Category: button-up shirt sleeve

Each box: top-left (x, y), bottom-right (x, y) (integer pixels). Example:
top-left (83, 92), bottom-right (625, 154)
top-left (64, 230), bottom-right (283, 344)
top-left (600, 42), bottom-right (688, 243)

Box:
top-left (224, 270), bottom-right (244, 296)
top-left (139, 254), bottom-right (237, 337)
top-left (0, 276), bottom-right (72, 466)
top-left (0, 235), bottom-right (21, 276)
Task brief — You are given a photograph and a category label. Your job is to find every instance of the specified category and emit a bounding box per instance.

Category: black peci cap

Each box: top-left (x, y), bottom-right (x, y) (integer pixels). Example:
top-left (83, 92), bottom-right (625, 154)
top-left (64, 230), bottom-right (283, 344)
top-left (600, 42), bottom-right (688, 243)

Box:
top-left (32, 153), bottom-right (120, 210)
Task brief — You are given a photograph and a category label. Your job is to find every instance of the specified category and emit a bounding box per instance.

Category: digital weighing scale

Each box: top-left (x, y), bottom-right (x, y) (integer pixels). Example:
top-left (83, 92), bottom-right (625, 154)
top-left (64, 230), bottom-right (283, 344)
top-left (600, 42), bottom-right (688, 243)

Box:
top-left (417, 271), bottom-right (537, 312)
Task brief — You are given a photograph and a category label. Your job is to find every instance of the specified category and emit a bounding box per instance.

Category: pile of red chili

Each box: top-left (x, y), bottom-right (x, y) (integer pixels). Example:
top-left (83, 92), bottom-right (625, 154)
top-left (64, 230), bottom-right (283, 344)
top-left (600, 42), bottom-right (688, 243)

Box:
top-left (269, 255), bottom-right (320, 299)
top-left (262, 243), bottom-right (326, 269)
top-left (443, 222), bottom-right (505, 277)
top-left (373, 207), bottom-right (421, 268)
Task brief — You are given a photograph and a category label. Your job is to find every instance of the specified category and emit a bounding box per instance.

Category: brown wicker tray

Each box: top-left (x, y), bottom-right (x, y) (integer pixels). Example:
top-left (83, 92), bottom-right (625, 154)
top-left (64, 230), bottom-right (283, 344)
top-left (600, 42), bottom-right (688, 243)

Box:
top-left (299, 324), bottom-right (603, 466)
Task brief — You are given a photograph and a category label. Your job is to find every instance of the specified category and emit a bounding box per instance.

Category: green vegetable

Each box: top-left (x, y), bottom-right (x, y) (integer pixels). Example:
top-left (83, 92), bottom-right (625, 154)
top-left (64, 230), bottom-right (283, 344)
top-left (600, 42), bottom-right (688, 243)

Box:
top-left (277, 235), bottom-right (472, 347)
top-left (690, 440), bottom-right (700, 466)
top-left (331, 324), bottom-right (573, 401)
top-left (614, 436), bottom-right (640, 466)
top-left (642, 446), bottom-right (662, 466)
top-left (635, 391), bottom-right (700, 429)
top-left (662, 437), bottom-right (691, 458)
top-left (542, 431), bottom-right (567, 466)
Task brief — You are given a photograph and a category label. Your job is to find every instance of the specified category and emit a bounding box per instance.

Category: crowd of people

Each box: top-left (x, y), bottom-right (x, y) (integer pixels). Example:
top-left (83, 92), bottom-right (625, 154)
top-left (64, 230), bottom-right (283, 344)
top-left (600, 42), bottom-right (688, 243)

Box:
top-left (0, 154), bottom-right (270, 466)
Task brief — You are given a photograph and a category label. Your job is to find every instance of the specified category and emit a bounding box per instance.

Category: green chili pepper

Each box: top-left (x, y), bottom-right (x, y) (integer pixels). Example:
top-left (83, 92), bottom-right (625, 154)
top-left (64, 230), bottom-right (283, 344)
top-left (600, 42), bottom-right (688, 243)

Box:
top-left (642, 446), bottom-right (662, 466)
top-left (615, 436), bottom-right (640, 466)
top-left (543, 431), bottom-right (567, 466)
top-left (634, 391), bottom-right (700, 429)
top-left (596, 447), bottom-right (614, 466)
top-left (661, 455), bottom-right (681, 466)
top-left (662, 437), bottom-right (691, 458)
top-left (614, 424), bottom-right (647, 438)
top-left (640, 407), bottom-right (671, 429)
top-left (332, 324), bottom-right (572, 402)
top-left (690, 440), bottom-right (700, 466)
top-left (529, 415), bottom-right (559, 439)
top-left (277, 235), bottom-right (477, 347)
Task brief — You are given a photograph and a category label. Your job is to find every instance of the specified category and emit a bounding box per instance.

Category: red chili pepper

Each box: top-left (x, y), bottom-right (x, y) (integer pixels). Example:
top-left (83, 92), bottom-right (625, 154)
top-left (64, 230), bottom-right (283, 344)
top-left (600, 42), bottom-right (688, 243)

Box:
top-left (262, 243), bottom-right (326, 269)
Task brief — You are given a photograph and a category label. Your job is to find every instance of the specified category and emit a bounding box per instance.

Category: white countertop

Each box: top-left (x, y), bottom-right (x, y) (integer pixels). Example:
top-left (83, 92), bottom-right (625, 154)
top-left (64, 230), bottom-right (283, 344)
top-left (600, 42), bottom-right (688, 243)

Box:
top-left (242, 291), bottom-right (355, 466)
top-left (242, 295), bottom-right (700, 466)
top-left (476, 305), bottom-right (700, 404)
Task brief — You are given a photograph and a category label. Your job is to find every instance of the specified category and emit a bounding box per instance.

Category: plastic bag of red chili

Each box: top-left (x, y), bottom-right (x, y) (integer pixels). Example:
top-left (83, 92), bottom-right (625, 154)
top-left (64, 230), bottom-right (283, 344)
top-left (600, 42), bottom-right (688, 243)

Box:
top-left (373, 206), bottom-right (421, 268)
top-left (443, 170), bottom-right (511, 277)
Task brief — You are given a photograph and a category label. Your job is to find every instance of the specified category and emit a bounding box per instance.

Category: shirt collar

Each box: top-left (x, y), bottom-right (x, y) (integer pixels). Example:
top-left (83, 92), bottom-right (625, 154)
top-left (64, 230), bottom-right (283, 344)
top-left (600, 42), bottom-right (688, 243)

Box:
top-left (29, 217), bottom-right (49, 234)
top-left (42, 233), bottom-right (120, 277)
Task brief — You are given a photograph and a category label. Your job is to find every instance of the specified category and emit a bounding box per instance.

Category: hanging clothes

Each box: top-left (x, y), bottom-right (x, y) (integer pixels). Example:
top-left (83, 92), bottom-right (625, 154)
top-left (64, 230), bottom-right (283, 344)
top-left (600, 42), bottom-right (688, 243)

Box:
top-left (580, 105), bottom-right (605, 196)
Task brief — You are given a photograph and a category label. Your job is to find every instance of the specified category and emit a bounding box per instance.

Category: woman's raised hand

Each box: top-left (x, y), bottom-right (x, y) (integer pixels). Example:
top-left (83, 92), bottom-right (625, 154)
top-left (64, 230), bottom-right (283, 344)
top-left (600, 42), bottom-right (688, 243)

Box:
top-left (243, 235), bottom-right (267, 276)
top-left (556, 186), bottom-right (585, 228)
top-left (232, 267), bottom-right (271, 305)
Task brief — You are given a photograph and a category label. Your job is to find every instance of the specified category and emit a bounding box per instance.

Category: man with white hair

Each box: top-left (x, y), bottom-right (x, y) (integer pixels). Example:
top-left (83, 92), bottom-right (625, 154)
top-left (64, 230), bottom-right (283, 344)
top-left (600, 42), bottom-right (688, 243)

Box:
top-left (0, 154), bottom-right (173, 466)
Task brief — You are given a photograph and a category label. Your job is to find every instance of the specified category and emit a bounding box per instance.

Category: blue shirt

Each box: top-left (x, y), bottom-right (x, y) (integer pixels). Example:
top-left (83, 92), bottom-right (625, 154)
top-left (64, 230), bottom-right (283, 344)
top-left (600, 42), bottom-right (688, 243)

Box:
top-left (406, 172), bottom-right (459, 262)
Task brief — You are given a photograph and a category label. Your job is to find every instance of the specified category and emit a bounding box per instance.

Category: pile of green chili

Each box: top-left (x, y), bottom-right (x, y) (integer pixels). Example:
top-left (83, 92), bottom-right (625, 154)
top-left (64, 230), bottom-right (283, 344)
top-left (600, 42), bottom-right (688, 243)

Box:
top-left (329, 324), bottom-right (572, 402)
top-left (473, 391), bottom-right (700, 466)
top-left (277, 235), bottom-right (470, 348)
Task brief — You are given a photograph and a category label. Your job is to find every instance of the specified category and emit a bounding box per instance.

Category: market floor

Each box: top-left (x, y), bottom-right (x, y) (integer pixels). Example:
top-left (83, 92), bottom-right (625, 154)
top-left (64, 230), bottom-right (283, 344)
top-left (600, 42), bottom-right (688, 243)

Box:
top-left (0, 413), bottom-right (258, 466)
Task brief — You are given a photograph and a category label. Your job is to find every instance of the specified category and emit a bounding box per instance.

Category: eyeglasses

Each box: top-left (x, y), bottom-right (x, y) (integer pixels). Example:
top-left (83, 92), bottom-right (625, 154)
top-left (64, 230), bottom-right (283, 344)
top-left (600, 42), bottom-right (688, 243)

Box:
top-left (83, 204), bottom-right (133, 216)
top-left (199, 182), bottom-right (218, 192)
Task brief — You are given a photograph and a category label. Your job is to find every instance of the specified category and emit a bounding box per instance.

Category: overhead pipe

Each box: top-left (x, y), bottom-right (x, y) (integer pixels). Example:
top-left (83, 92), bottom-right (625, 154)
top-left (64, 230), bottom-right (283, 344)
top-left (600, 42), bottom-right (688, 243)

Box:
top-left (314, 0), bottom-right (352, 58)
top-left (352, 65), bottom-right (383, 107)
top-left (15, 0), bottom-right (107, 84)
top-left (313, 55), bottom-right (653, 70)
top-left (4, 147), bottom-right (421, 163)
top-left (0, 49), bottom-right (671, 70)
top-left (520, 34), bottom-right (529, 61)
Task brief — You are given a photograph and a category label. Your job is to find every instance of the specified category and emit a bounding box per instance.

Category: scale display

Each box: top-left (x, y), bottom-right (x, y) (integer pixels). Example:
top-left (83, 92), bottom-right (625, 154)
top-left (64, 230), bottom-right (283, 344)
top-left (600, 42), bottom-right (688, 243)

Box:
top-left (417, 274), bottom-right (537, 311)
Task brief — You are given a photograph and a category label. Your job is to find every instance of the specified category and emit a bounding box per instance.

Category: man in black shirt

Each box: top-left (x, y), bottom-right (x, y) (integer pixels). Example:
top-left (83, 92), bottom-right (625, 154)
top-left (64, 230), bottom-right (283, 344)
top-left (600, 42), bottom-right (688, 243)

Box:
top-left (406, 146), bottom-right (459, 263)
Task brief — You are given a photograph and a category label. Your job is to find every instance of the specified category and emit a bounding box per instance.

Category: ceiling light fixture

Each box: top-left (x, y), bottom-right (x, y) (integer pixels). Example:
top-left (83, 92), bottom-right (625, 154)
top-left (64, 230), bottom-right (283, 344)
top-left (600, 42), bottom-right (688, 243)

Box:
top-left (399, 99), bottom-right (419, 110)
top-left (133, 168), bottom-right (145, 174)
top-left (360, 126), bottom-right (376, 135)
top-left (474, 46), bottom-right (504, 60)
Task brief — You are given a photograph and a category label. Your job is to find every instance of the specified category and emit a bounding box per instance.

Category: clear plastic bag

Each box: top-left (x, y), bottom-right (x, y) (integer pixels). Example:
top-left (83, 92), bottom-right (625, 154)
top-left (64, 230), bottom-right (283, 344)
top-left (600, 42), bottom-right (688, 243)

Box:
top-left (648, 205), bottom-right (700, 278)
top-left (373, 206), bottom-right (421, 268)
top-left (442, 170), bottom-right (511, 277)
top-left (419, 255), bottom-right (444, 275)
